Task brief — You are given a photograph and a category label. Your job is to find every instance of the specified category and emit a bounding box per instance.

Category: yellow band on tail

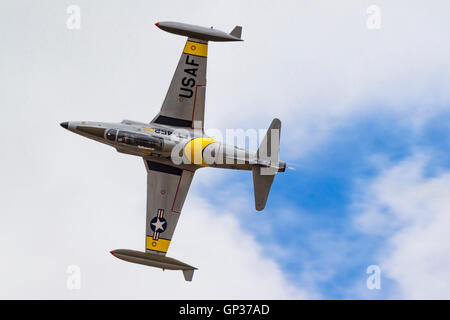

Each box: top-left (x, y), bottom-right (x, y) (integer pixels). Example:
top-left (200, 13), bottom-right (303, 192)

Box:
top-left (183, 41), bottom-right (208, 57)
top-left (146, 236), bottom-right (171, 253)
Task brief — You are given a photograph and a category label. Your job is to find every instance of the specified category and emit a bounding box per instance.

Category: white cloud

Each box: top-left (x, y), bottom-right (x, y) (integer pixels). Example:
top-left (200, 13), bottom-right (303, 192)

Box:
top-left (354, 155), bottom-right (450, 299)
top-left (2, 1), bottom-right (449, 160)
top-left (1, 0), bottom-right (450, 299)
top-left (0, 134), bottom-right (311, 298)
top-left (0, 1), bottom-right (317, 299)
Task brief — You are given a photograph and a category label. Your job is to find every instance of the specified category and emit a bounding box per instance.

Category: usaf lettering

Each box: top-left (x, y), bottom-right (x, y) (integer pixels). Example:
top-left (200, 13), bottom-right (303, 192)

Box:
top-left (179, 55), bottom-right (199, 99)
top-left (223, 304), bottom-right (270, 315)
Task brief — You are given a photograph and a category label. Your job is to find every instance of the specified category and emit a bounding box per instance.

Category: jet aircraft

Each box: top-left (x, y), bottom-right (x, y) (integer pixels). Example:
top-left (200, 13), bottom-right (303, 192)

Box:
top-left (61, 21), bottom-right (286, 281)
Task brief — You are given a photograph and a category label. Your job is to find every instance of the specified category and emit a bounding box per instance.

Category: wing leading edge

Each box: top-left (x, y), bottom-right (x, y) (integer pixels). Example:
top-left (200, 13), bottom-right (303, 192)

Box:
top-left (152, 38), bottom-right (207, 130)
top-left (144, 160), bottom-right (194, 255)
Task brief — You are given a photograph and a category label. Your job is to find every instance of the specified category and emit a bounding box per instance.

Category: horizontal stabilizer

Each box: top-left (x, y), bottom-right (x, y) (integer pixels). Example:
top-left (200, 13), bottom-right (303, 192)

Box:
top-left (110, 249), bottom-right (197, 281)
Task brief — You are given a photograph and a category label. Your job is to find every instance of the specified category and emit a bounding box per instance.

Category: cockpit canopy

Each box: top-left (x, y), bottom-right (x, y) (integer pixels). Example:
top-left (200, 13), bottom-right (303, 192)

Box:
top-left (106, 129), bottom-right (163, 150)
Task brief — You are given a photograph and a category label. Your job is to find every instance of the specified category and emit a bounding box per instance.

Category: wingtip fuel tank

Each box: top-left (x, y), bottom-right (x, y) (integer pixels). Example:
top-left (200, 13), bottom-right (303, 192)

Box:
top-left (110, 249), bottom-right (197, 281)
top-left (155, 21), bottom-right (243, 42)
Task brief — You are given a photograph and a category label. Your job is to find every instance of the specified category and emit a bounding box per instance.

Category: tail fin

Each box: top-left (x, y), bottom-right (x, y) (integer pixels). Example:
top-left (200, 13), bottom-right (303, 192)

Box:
top-left (229, 26), bottom-right (242, 39)
top-left (182, 269), bottom-right (195, 281)
top-left (252, 167), bottom-right (275, 211)
top-left (252, 118), bottom-right (281, 211)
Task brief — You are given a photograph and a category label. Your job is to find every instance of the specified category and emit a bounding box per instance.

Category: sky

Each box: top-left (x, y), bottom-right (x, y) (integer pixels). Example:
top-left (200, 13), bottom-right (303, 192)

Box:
top-left (0, 0), bottom-right (449, 299)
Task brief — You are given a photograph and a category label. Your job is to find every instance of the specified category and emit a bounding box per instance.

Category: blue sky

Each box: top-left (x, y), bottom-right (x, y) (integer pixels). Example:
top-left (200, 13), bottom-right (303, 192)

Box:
top-left (278, 111), bottom-right (450, 298)
top-left (195, 108), bottom-right (450, 298)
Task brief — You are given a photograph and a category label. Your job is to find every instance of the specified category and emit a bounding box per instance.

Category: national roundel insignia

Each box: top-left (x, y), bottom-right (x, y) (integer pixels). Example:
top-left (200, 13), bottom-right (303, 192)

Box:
top-left (151, 209), bottom-right (167, 240)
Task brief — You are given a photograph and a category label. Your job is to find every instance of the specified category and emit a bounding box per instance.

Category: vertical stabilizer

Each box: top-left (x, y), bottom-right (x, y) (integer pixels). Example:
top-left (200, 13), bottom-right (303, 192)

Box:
top-left (229, 26), bottom-right (242, 39)
top-left (182, 269), bottom-right (195, 281)
top-left (252, 118), bottom-right (281, 211)
top-left (252, 167), bottom-right (275, 211)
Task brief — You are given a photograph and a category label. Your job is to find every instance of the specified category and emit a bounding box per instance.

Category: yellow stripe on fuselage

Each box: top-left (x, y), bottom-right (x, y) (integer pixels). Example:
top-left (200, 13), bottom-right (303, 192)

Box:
top-left (184, 137), bottom-right (215, 166)
top-left (146, 237), bottom-right (171, 253)
top-left (183, 41), bottom-right (208, 57)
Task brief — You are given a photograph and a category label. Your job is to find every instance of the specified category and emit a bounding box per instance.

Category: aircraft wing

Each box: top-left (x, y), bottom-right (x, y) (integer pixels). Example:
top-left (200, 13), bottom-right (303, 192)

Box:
top-left (144, 160), bottom-right (195, 255)
top-left (151, 38), bottom-right (208, 130)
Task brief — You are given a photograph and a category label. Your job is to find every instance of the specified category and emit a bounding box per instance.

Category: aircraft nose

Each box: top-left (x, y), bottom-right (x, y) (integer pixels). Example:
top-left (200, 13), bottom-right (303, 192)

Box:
top-left (60, 122), bottom-right (69, 129)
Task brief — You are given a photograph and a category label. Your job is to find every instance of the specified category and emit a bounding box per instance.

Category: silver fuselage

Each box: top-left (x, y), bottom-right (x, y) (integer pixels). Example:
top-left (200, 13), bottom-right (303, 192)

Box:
top-left (61, 120), bottom-right (286, 172)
